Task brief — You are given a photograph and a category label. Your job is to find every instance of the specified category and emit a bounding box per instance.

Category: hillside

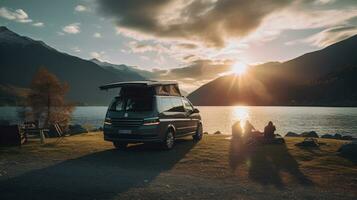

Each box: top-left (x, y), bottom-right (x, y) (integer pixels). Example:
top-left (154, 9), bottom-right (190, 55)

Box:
top-left (0, 26), bottom-right (147, 105)
top-left (188, 35), bottom-right (357, 106)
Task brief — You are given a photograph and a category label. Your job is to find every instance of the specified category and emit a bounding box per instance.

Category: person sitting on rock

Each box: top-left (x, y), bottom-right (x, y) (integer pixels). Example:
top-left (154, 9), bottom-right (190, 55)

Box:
top-left (232, 120), bottom-right (243, 138)
top-left (244, 120), bottom-right (255, 136)
top-left (264, 121), bottom-right (276, 140)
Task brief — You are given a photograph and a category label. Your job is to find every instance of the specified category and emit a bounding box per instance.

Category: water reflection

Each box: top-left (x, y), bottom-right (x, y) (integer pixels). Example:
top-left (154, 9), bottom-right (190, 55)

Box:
top-left (233, 106), bottom-right (249, 128)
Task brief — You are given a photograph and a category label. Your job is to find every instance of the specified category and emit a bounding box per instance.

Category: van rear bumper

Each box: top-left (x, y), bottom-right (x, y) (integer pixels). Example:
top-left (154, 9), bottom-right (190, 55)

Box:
top-left (104, 134), bottom-right (162, 143)
top-left (103, 125), bottom-right (163, 143)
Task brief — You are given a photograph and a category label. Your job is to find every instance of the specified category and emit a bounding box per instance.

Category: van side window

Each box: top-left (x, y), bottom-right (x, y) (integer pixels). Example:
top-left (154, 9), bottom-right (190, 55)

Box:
top-left (182, 98), bottom-right (194, 112)
top-left (158, 97), bottom-right (185, 113)
top-left (169, 97), bottom-right (185, 112)
top-left (159, 97), bottom-right (173, 112)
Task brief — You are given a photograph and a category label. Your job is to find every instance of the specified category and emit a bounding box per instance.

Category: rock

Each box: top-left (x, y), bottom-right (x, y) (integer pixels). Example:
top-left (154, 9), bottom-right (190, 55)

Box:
top-left (285, 132), bottom-right (299, 137)
top-left (333, 133), bottom-right (342, 140)
top-left (214, 131), bottom-right (222, 135)
top-left (342, 135), bottom-right (353, 140)
top-left (300, 131), bottom-right (319, 138)
top-left (68, 124), bottom-right (88, 135)
top-left (338, 141), bottom-right (357, 158)
top-left (321, 134), bottom-right (334, 139)
top-left (295, 138), bottom-right (319, 147)
top-left (203, 132), bottom-right (209, 135)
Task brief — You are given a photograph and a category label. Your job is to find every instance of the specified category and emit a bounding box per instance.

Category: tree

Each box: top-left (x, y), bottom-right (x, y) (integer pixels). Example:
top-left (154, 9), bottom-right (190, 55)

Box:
top-left (21, 68), bottom-right (74, 129)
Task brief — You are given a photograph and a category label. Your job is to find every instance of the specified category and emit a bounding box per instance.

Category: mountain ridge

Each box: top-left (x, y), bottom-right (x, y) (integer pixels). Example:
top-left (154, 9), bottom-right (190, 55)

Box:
top-left (188, 34), bottom-right (357, 106)
top-left (0, 26), bottom-right (148, 105)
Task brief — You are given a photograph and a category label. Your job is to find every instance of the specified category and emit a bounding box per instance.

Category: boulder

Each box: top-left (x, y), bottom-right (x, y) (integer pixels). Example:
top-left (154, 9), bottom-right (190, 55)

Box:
top-left (285, 132), bottom-right (299, 137)
top-left (342, 135), bottom-right (353, 140)
top-left (214, 131), bottom-right (222, 135)
top-left (321, 134), bottom-right (334, 139)
top-left (68, 124), bottom-right (88, 135)
top-left (300, 131), bottom-right (319, 138)
top-left (333, 133), bottom-right (342, 140)
top-left (295, 138), bottom-right (319, 147)
top-left (338, 141), bottom-right (357, 158)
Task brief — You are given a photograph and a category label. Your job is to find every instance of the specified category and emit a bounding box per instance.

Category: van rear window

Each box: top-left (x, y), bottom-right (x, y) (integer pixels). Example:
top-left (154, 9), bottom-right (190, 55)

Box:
top-left (110, 96), bottom-right (153, 112)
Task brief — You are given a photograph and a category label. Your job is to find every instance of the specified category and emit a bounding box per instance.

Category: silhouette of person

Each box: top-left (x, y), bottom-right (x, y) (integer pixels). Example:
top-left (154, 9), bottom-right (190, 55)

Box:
top-left (264, 121), bottom-right (276, 140)
top-left (232, 120), bottom-right (242, 138)
top-left (244, 120), bottom-right (255, 135)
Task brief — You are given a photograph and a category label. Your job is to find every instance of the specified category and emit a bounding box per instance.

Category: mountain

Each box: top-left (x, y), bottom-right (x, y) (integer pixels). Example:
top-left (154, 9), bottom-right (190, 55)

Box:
top-left (89, 58), bottom-right (156, 80)
top-left (188, 35), bottom-right (357, 106)
top-left (0, 26), bottom-right (147, 105)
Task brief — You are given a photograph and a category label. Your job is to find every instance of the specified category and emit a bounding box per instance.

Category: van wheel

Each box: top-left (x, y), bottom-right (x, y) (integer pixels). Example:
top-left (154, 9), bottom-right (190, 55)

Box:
top-left (113, 142), bottom-right (128, 150)
top-left (193, 123), bottom-right (203, 141)
top-left (162, 129), bottom-right (175, 150)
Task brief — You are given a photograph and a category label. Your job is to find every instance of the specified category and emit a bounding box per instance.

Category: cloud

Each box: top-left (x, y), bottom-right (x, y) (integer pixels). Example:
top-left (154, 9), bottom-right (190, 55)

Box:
top-left (175, 43), bottom-right (198, 50)
top-left (0, 7), bottom-right (32, 23)
top-left (90, 51), bottom-right (106, 59)
top-left (161, 59), bottom-right (233, 80)
top-left (32, 22), bottom-right (44, 27)
top-left (97, 0), bottom-right (292, 48)
top-left (127, 41), bottom-right (168, 53)
top-left (314, 0), bottom-right (335, 5)
top-left (75, 5), bottom-right (89, 12)
top-left (93, 32), bottom-right (102, 38)
top-left (62, 23), bottom-right (80, 34)
top-left (304, 26), bottom-right (357, 47)
top-left (71, 47), bottom-right (81, 53)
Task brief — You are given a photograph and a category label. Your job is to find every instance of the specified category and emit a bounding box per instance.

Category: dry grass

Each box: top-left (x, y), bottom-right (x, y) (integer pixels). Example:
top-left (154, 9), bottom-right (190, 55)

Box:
top-left (0, 133), bottom-right (356, 200)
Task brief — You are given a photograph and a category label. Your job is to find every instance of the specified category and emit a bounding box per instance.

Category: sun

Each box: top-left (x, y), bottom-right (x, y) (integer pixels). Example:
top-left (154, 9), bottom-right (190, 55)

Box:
top-left (232, 63), bottom-right (247, 75)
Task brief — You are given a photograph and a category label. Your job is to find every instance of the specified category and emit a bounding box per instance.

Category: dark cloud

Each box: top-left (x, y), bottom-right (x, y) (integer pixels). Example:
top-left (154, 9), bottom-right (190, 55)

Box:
top-left (97, 0), bottom-right (292, 47)
top-left (161, 59), bottom-right (232, 80)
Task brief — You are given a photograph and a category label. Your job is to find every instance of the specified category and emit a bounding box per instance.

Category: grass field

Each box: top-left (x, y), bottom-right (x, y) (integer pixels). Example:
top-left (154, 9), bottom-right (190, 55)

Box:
top-left (0, 133), bottom-right (356, 200)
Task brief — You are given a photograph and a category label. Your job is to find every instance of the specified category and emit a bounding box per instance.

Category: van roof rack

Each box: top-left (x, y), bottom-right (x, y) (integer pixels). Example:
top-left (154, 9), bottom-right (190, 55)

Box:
top-left (99, 81), bottom-right (178, 90)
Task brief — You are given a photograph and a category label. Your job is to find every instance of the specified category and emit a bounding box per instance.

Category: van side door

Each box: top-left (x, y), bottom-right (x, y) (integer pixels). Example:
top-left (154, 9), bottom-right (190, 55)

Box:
top-left (168, 97), bottom-right (187, 136)
top-left (182, 97), bottom-right (199, 134)
top-left (157, 96), bottom-right (186, 136)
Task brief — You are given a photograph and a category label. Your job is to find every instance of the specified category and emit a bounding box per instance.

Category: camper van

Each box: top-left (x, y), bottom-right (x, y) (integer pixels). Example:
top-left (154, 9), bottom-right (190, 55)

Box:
top-left (100, 81), bottom-right (202, 150)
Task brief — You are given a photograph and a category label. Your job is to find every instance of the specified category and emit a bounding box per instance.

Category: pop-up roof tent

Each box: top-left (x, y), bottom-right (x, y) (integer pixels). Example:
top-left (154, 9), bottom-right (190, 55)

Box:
top-left (99, 81), bottom-right (182, 96)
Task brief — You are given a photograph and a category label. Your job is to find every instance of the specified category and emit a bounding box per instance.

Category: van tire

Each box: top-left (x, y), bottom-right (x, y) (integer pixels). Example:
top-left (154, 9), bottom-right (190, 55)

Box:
top-left (162, 129), bottom-right (175, 150)
top-left (193, 123), bottom-right (203, 141)
top-left (113, 142), bottom-right (128, 150)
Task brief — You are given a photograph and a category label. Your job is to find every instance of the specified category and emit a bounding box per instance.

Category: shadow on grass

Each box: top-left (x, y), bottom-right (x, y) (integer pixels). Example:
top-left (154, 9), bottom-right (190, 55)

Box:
top-left (229, 137), bottom-right (313, 189)
top-left (0, 139), bottom-right (195, 200)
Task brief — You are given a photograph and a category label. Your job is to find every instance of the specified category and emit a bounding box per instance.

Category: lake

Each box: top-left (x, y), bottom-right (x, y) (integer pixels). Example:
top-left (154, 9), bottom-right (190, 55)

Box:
top-left (1, 106), bottom-right (357, 136)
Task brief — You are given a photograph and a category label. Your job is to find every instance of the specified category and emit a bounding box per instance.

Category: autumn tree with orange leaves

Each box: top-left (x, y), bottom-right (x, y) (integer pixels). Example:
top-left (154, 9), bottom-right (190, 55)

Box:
top-left (20, 68), bottom-right (74, 129)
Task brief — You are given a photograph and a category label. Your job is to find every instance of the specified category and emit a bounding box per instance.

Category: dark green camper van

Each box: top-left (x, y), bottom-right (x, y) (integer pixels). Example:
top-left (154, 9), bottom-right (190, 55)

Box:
top-left (100, 81), bottom-right (202, 150)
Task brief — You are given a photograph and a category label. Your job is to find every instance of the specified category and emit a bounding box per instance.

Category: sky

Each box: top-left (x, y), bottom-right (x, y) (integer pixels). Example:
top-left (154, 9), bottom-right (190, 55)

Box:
top-left (1, 0), bottom-right (357, 92)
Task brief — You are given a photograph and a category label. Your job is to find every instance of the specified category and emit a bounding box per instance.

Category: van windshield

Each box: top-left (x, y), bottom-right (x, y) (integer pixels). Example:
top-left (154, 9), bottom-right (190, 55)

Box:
top-left (109, 96), bottom-right (153, 112)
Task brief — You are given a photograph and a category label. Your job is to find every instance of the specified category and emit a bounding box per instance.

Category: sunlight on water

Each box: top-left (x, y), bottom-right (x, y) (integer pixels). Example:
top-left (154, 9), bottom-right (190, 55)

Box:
top-left (233, 106), bottom-right (249, 128)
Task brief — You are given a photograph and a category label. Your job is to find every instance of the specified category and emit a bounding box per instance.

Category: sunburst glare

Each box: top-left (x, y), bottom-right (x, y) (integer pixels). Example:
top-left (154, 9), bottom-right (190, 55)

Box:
top-left (231, 63), bottom-right (247, 75)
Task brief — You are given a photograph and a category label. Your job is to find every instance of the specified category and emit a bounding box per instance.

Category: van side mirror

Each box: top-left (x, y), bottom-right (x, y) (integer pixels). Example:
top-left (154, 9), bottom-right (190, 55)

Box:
top-left (192, 108), bottom-right (200, 113)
